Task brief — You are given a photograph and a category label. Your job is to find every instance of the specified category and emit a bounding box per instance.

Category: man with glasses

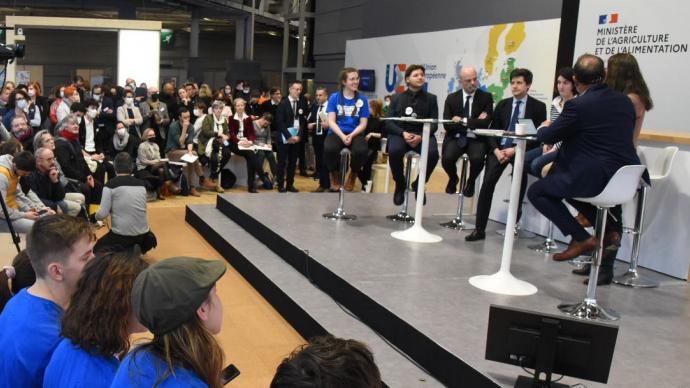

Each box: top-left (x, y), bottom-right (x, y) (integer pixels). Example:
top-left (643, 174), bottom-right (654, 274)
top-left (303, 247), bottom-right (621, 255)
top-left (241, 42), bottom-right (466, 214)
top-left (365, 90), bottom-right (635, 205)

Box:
top-left (28, 147), bottom-right (86, 216)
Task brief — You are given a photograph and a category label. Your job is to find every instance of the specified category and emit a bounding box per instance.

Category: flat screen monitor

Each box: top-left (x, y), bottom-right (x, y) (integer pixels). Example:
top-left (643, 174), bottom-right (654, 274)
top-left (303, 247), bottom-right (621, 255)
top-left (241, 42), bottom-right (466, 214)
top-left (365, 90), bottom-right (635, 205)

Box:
top-left (359, 69), bottom-right (375, 92)
top-left (486, 304), bottom-right (618, 388)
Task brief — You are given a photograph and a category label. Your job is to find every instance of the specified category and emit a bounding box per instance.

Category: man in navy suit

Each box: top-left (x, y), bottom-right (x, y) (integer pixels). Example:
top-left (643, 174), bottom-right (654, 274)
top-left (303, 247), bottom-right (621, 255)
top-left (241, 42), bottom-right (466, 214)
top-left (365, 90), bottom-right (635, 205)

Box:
top-left (307, 87), bottom-right (330, 192)
top-left (528, 54), bottom-right (645, 284)
top-left (275, 80), bottom-right (309, 192)
top-left (466, 68), bottom-right (547, 241)
top-left (442, 66), bottom-right (493, 196)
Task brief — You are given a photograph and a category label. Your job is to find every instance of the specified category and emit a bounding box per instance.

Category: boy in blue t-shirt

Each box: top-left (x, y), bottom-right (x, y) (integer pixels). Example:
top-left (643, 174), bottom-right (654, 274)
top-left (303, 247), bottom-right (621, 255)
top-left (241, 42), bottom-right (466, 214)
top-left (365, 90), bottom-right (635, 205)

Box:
top-left (0, 216), bottom-right (95, 387)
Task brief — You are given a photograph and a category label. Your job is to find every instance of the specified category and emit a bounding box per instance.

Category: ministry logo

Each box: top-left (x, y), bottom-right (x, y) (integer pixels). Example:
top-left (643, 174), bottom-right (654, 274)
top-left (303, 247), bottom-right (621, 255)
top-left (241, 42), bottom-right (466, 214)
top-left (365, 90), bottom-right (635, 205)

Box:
top-left (598, 13), bottom-right (619, 25)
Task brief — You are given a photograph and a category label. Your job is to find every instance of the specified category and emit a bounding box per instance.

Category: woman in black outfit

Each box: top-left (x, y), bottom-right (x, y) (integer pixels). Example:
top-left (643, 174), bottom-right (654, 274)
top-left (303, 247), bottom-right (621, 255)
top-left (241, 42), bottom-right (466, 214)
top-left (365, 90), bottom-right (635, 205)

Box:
top-left (358, 98), bottom-right (385, 189)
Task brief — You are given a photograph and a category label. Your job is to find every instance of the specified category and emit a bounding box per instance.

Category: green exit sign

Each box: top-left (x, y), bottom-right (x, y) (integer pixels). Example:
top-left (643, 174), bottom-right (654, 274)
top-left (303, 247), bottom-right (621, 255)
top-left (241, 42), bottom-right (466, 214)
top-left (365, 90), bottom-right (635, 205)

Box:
top-left (161, 29), bottom-right (174, 49)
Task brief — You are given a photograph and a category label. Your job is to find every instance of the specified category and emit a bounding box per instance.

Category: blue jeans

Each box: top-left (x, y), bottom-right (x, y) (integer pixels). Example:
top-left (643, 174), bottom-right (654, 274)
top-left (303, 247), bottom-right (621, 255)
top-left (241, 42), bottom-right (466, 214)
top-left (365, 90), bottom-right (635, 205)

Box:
top-left (524, 147), bottom-right (558, 177)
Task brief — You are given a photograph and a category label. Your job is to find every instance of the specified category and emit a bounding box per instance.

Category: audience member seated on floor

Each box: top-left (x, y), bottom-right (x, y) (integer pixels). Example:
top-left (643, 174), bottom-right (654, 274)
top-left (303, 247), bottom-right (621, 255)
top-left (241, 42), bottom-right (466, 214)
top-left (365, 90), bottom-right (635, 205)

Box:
top-left (136, 128), bottom-right (180, 199)
top-left (199, 100), bottom-right (232, 193)
top-left (325, 70), bottom-right (369, 192)
top-left (29, 147), bottom-right (85, 216)
top-left (0, 151), bottom-right (55, 233)
top-left (54, 114), bottom-right (104, 204)
top-left (43, 250), bottom-right (148, 387)
top-left (116, 90), bottom-right (144, 140)
top-left (465, 68), bottom-right (547, 242)
top-left (95, 152), bottom-right (157, 254)
top-left (111, 257), bottom-right (227, 388)
top-left (10, 115), bottom-right (35, 153)
top-left (527, 54), bottom-right (647, 285)
top-left (228, 97), bottom-right (267, 193)
top-left (0, 216), bottom-right (95, 387)
top-left (0, 250), bottom-right (36, 313)
top-left (271, 335), bottom-right (382, 388)
top-left (253, 112), bottom-right (277, 187)
top-left (165, 107), bottom-right (204, 196)
top-left (57, 86), bottom-right (80, 124)
top-left (359, 98), bottom-right (385, 190)
top-left (33, 130), bottom-right (92, 208)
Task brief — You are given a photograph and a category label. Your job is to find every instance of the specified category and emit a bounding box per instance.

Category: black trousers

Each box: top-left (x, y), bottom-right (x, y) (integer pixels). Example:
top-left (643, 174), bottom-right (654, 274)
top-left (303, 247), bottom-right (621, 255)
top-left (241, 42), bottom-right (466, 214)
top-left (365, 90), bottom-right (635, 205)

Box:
top-left (387, 134), bottom-right (439, 188)
top-left (134, 163), bottom-right (166, 191)
top-left (474, 150), bottom-right (529, 232)
top-left (528, 179), bottom-right (623, 242)
top-left (323, 134), bottom-right (368, 173)
top-left (312, 133), bottom-right (329, 189)
top-left (276, 141), bottom-right (298, 187)
top-left (209, 139), bottom-right (232, 180)
top-left (441, 137), bottom-right (487, 187)
top-left (94, 230), bottom-right (157, 254)
top-left (227, 142), bottom-right (262, 188)
top-left (297, 138), bottom-right (307, 173)
top-left (358, 146), bottom-right (379, 186)
top-left (256, 150), bottom-right (277, 177)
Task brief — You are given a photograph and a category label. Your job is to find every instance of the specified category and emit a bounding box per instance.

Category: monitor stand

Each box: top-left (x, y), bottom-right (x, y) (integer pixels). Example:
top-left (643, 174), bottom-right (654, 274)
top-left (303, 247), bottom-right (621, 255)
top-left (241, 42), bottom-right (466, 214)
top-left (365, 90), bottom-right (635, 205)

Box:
top-left (513, 317), bottom-right (571, 388)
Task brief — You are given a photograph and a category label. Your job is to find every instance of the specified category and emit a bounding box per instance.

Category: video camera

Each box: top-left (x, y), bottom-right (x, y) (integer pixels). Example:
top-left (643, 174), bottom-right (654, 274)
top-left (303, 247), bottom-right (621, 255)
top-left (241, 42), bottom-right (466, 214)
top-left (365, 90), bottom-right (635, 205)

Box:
top-left (0, 26), bottom-right (25, 63)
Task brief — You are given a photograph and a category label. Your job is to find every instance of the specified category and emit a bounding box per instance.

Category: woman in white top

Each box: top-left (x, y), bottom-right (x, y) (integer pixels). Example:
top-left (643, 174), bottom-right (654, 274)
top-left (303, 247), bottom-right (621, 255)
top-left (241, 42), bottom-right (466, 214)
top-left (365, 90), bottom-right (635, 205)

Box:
top-left (116, 90), bottom-right (144, 139)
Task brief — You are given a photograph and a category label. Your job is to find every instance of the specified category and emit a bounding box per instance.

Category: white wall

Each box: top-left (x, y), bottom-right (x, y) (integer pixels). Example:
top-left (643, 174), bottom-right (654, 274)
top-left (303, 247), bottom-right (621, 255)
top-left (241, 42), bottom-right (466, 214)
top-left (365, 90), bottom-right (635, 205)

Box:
top-left (118, 29), bottom-right (160, 88)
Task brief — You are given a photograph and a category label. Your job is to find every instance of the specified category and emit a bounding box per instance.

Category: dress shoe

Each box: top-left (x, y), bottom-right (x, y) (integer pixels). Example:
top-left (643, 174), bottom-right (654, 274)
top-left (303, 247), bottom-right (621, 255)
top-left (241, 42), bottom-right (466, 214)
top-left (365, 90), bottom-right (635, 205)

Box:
top-left (465, 229), bottom-right (486, 242)
top-left (445, 176), bottom-right (459, 194)
top-left (584, 267), bottom-right (614, 285)
top-left (189, 187), bottom-right (201, 197)
top-left (393, 185), bottom-right (405, 206)
top-left (572, 264), bottom-right (591, 276)
top-left (552, 236), bottom-right (597, 261)
top-left (203, 178), bottom-right (217, 191)
top-left (287, 186), bottom-right (299, 193)
top-left (278, 187), bottom-right (287, 193)
top-left (344, 171), bottom-right (356, 191)
top-left (575, 212), bottom-right (592, 228)
top-left (248, 187), bottom-right (258, 193)
top-left (462, 181), bottom-right (475, 197)
top-left (329, 171), bottom-right (341, 191)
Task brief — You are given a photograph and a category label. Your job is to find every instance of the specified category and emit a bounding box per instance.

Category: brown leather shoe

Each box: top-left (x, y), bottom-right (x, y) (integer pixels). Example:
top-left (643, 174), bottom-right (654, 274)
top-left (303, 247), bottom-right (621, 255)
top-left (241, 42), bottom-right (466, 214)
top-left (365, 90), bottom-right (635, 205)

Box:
top-left (329, 171), bottom-right (341, 191)
top-left (344, 171), bottom-right (356, 191)
top-left (190, 187), bottom-right (201, 197)
top-left (576, 212), bottom-right (592, 228)
top-left (553, 236), bottom-right (597, 261)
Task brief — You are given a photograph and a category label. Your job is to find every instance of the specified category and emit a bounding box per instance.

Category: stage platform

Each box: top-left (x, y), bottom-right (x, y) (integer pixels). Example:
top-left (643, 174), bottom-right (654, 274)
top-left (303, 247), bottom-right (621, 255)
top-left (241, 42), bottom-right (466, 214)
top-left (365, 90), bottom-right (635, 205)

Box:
top-left (186, 192), bottom-right (690, 387)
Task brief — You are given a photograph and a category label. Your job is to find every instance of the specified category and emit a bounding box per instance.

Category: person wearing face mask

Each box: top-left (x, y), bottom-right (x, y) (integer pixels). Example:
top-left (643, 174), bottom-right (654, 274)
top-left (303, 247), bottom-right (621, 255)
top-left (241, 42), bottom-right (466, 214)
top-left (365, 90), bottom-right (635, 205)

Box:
top-left (3, 90), bottom-right (37, 135)
top-left (382, 95), bottom-right (392, 117)
top-left (140, 86), bottom-right (171, 157)
top-left (107, 121), bottom-right (140, 161)
top-left (135, 128), bottom-right (180, 199)
top-left (199, 101), bottom-right (232, 192)
top-left (57, 86), bottom-right (80, 124)
top-left (28, 82), bottom-right (49, 128)
top-left (191, 101), bottom-right (208, 149)
top-left (160, 82), bottom-right (179, 121)
top-left (80, 99), bottom-right (116, 183)
top-left (91, 84), bottom-right (116, 135)
top-left (116, 90), bottom-right (144, 140)
top-left (48, 85), bottom-right (66, 128)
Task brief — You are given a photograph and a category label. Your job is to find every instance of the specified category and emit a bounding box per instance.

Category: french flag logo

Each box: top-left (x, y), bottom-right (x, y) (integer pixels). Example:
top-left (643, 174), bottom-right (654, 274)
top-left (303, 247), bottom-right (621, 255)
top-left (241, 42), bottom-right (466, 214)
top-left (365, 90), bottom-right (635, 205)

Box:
top-left (598, 13), bottom-right (619, 24)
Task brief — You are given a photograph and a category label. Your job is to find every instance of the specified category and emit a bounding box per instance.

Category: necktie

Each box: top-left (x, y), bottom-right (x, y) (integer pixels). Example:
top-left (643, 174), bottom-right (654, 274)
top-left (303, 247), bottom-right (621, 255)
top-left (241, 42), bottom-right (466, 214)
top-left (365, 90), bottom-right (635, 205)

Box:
top-left (292, 100), bottom-right (297, 117)
top-left (502, 100), bottom-right (522, 148)
top-left (463, 95), bottom-right (471, 119)
top-left (316, 105), bottom-right (322, 134)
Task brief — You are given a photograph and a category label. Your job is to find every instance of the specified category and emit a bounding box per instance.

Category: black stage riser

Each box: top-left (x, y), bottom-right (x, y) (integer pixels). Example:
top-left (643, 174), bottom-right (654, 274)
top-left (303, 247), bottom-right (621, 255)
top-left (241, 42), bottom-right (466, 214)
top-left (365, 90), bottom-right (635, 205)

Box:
top-left (214, 196), bottom-right (499, 388)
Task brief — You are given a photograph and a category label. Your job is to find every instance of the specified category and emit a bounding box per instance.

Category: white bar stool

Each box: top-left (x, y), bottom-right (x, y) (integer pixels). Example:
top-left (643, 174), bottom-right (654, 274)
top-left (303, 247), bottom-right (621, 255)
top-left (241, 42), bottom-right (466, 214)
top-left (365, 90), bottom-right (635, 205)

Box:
top-left (441, 154), bottom-right (474, 230)
top-left (558, 165), bottom-right (647, 321)
top-left (614, 146), bottom-right (678, 288)
top-left (387, 150), bottom-right (418, 223)
top-left (323, 148), bottom-right (356, 221)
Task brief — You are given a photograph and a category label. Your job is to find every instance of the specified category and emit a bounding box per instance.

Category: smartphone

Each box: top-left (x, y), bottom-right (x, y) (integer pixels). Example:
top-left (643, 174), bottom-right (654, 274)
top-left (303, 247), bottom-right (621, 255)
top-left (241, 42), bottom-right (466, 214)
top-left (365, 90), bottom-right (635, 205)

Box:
top-left (222, 364), bottom-right (240, 385)
top-left (37, 209), bottom-right (49, 215)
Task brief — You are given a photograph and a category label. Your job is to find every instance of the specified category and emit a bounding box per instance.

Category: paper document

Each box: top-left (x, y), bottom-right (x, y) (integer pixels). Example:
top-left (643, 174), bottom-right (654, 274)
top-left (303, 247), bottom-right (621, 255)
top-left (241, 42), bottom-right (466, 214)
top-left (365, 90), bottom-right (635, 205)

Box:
top-left (180, 153), bottom-right (198, 163)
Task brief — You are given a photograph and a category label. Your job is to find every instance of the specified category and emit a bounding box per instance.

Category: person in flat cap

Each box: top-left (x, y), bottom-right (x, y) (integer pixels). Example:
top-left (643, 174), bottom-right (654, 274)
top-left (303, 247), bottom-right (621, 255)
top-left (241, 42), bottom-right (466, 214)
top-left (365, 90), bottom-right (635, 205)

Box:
top-left (110, 256), bottom-right (227, 388)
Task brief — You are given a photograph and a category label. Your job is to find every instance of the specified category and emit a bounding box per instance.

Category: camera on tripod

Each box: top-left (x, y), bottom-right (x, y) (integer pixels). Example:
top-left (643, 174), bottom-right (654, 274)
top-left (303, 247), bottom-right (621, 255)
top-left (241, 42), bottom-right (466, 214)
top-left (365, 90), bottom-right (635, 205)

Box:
top-left (0, 26), bottom-right (25, 63)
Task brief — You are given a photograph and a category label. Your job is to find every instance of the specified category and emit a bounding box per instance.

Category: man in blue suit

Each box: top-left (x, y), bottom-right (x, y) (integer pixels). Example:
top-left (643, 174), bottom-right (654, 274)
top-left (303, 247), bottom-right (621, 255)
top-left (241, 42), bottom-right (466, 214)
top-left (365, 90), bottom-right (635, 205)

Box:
top-left (528, 54), bottom-right (645, 284)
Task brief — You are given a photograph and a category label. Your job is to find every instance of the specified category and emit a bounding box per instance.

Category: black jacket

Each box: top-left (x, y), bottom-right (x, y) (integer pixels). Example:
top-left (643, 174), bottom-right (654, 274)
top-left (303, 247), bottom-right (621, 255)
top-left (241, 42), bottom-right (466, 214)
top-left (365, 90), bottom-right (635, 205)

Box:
top-left (54, 137), bottom-right (91, 182)
top-left (487, 95), bottom-right (546, 151)
top-left (79, 117), bottom-right (111, 155)
top-left (275, 97), bottom-right (309, 142)
top-left (386, 89), bottom-right (438, 137)
top-left (28, 170), bottom-right (66, 209)
top-left (442, 88), bottom-right (494, 137)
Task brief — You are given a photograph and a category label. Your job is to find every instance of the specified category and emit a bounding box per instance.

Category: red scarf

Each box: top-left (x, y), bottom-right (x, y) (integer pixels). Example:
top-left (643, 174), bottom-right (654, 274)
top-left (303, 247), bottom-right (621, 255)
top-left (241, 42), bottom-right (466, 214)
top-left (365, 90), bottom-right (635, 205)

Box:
top-left (60, 130), bottom-right (79, 142)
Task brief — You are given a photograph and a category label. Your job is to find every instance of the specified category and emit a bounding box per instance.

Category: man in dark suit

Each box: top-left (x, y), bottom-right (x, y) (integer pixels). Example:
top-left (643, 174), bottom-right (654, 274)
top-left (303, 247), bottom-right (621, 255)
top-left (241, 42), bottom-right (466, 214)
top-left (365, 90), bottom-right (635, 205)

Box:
top-left (442, 66), bottom-right (493, 196)
top-left (466, 68), bottom-right (547, 241)
top-left (275, 81), bottom-right (309, 192)
top-left (528, 54), bottom-right (645, 284)
top-left (307, 86), bottom-right (330, 192)
top-left (260, 87), bottom-right (282, 146)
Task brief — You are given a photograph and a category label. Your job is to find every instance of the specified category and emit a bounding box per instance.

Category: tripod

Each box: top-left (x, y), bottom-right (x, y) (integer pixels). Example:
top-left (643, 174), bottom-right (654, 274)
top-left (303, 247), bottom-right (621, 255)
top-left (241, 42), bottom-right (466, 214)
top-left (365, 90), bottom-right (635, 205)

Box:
top-left (0, 189), bottom-right (22, 254)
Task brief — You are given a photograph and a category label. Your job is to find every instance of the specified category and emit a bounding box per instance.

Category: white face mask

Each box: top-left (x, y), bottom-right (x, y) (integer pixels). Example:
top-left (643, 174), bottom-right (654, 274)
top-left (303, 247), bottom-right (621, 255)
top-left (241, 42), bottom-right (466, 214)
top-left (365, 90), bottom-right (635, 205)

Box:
top-left (117, 127), bottom-right (127, 137)
top-left (93, 94), bottom-right (102, 102)
top-left (87, 108), bottom-right (98, 119)
top-left (193, 109), bottom-right (202, 116)
top-left (16, 100), bottom-right (28, 110)
top-left (27, 90), bottom-right (36, 97)
top-left (125, 97), bottom-right (134, 106)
